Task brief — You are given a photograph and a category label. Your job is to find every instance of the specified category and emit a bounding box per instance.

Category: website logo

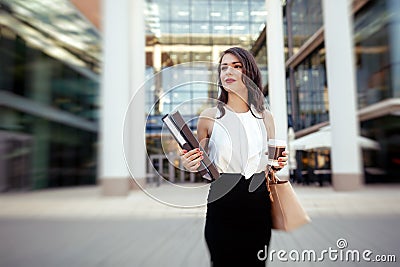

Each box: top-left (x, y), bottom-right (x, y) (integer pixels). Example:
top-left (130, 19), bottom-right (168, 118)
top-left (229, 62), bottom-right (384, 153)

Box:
top-left (257, 238), bottom-right (397, 263)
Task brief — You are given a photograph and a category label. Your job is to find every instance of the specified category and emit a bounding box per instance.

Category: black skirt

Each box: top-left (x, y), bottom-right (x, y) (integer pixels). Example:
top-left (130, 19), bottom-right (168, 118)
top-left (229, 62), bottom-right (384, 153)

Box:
top-left (204, 172), bottom-right (272, 267)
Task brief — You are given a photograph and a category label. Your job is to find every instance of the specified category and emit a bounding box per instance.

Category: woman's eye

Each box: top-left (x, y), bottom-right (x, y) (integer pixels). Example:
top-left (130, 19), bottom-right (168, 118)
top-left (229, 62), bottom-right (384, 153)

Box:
top-left (220, 64), bottom-right (242, 71)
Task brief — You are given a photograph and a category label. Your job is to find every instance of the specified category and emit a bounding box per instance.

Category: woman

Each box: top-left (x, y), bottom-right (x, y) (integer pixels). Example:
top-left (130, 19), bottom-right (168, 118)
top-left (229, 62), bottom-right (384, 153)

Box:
top-left (181, 47), bottom-right (288, 266)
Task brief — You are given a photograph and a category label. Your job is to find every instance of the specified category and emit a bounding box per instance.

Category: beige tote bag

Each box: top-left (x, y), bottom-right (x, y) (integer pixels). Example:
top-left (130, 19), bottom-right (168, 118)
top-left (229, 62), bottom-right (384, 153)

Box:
top-left (266, 168), bottom-right (311, 231)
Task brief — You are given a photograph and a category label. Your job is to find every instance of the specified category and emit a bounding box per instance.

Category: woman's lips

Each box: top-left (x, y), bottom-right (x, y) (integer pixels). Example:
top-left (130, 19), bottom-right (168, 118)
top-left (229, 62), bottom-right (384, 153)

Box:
top-left (224, 78), bottom-right (236, 83)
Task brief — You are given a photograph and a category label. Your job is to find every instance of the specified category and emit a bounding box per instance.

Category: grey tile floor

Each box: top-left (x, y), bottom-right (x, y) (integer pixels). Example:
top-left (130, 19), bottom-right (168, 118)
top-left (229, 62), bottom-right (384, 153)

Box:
top-left (0, 183), bottom-right (399, 267)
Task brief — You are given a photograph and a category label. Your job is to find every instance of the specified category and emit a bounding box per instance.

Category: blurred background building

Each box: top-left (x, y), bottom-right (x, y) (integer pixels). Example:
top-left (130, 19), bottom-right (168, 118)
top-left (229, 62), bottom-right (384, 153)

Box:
top-left (0, 0), bottom-right (399, 192)
top-left (0, 0), bottom-right (100, 191)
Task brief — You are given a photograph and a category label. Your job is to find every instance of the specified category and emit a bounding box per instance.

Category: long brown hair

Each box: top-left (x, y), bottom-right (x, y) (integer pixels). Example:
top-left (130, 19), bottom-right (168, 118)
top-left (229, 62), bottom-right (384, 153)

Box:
top-left (217, 47), bottom-right (265, 118)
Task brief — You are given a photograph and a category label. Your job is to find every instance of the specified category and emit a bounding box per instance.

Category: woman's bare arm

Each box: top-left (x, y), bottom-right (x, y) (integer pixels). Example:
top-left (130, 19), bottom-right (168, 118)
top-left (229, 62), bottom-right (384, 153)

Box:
top-left (197, 107), bottom-right (217, 152)
top-left (181, 107), bottom-right (216, 171)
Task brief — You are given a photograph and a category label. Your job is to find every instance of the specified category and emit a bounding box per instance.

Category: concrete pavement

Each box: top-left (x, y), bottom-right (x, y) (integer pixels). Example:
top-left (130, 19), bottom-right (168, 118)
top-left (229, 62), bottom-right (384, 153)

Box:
top-left (0, 183), bottom-right (399, 266)
top-left (1, 183), bottom-right (399, 218)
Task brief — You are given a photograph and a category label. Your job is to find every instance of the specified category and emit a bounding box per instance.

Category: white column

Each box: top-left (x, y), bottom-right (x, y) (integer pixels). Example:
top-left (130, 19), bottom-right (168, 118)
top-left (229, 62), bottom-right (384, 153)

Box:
top-left (212, 45), bottom-right (221, 64)
top-left (153, 43), bottom-right (163, 114)
top-left (322, 0), bottom-right (363, 190)
top-left (266, 0), bottom-right (289, 179)
top-left (128, 0), bottom-right (146, 189)
top-left (153, 44), bottom-right (162, 71)
top-left (100, 0), bottom-right (131, 195)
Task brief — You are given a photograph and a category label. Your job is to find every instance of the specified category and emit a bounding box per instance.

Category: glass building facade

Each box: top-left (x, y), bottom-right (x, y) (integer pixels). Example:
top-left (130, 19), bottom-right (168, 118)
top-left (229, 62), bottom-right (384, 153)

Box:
top-left (144, 0), bottom-right (400, 183)
top-left (289, 0), bottom-right (323, 51)
top-left (354, 0), bottom-right (400, 182)
top-left (144, 0), bottom-right (268, 158)
top-left (1, 0), bottom-right (399, 190)
top-left (253, 0), bottom-right (400, 183)
top-left (354, 0), bottom-right (398, 107)
top-left (0, 0), bottom-right (100, 190)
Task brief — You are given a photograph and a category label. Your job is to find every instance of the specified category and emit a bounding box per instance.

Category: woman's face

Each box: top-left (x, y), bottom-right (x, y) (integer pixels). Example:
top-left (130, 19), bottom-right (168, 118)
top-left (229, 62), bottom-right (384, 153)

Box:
top-left (220, 53), bottom-right (247, 95)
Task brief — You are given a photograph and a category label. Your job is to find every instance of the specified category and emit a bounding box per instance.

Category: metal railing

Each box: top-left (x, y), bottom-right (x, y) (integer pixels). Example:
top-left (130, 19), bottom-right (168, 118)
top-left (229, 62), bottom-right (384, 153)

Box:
top-left (146, 154), bottom-right (197, 186)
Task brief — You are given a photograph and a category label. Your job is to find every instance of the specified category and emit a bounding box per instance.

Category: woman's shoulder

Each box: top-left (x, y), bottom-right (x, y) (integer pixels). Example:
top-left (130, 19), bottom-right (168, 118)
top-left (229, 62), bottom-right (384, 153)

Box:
top-left (260, 109), bottom-right (275, 139)
top-left (261, 109), bottom-right (273, 119)
top-left (197, 107), bottom-right (218, 137)
top-left (199, 107), bottom-right (218, 119)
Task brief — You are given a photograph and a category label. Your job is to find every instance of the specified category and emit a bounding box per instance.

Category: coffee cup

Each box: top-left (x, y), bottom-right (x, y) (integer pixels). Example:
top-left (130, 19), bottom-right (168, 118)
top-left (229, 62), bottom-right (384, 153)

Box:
top-left (267, 139), bottom-right (286, 167)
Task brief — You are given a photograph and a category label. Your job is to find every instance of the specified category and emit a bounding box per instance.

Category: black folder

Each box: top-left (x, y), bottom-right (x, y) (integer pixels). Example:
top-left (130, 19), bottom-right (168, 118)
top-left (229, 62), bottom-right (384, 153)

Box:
top-left (162, 111), bottom-right (219, 180)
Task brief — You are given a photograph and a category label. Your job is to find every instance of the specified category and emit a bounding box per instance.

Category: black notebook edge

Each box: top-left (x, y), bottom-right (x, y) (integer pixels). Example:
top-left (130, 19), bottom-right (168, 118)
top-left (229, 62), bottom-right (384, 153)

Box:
top-left (162, 111), bottom-right (219, 180)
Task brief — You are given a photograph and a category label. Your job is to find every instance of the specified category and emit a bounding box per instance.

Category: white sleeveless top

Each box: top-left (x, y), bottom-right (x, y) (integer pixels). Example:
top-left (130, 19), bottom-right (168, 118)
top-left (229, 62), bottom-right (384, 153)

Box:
top-left (208, 107), bottom-right (269, 179)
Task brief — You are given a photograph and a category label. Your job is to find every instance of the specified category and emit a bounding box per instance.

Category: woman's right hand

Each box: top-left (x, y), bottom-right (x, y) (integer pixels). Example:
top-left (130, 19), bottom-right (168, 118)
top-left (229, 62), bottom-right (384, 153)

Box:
top-left (180, 148), bottom-right (204, 172)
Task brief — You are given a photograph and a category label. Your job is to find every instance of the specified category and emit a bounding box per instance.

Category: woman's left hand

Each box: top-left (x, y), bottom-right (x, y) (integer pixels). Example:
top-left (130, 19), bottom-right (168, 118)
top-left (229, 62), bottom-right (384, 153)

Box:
top-left (275, 151), bottom-right (289, 171)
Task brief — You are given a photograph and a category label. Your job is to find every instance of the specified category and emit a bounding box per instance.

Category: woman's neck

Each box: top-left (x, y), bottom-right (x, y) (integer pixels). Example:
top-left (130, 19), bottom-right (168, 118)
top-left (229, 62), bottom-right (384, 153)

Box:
top-left (226, 92), bottom-right (249, 113)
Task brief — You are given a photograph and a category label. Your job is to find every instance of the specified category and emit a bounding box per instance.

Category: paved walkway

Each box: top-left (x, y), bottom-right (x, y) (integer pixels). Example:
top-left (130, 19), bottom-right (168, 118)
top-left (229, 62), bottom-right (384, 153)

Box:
top-left (0, 183), bottom-right (399, 219)
top-left (0, 183), bottom-right (399, 266)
